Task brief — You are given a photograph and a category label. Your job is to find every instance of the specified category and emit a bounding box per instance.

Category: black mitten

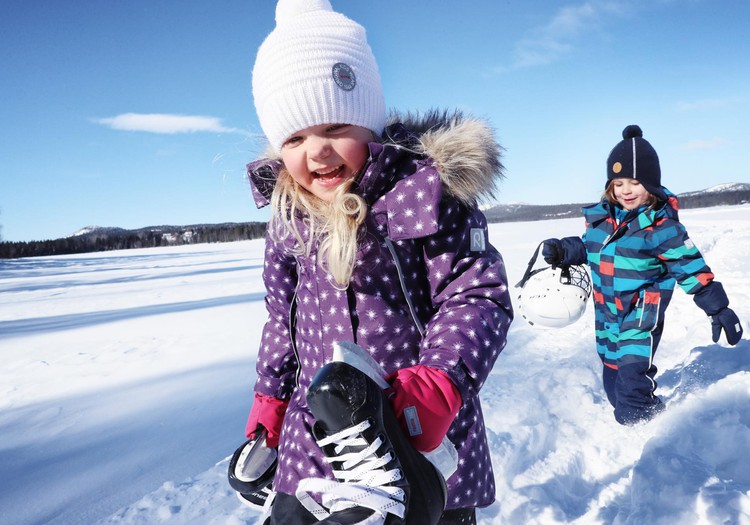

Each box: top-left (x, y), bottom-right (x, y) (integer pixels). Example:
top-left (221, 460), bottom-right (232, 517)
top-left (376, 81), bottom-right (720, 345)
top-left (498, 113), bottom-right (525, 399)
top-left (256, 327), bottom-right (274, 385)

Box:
top-left (542, 239), bottom-right (563, 268)
top-left (711, 308), bottom-right (743, 345)
top-left (694, 282), bottom-right (743, 345)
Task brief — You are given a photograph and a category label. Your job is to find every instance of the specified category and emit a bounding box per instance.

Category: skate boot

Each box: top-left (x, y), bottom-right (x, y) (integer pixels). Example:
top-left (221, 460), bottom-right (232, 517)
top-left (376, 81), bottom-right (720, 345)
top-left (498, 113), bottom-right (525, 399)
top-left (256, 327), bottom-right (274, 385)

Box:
top-left (297, 361), bottom-right (446, 525)
top-left (227, 428), bottom-right (276, 517)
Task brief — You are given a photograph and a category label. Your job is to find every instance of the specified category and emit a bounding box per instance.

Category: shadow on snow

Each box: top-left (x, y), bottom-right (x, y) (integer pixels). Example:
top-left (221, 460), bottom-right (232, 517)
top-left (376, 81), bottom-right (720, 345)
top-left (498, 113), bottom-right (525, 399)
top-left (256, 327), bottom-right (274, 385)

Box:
top-left (0, 292), bottom-right (267, 338)
top-left (0, 360), bottom-right (255, 525)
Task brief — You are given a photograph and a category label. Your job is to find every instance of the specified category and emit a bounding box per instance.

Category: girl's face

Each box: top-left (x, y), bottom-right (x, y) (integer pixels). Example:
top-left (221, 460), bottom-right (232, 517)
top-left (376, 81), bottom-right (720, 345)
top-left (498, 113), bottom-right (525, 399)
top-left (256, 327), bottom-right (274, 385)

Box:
top-left (611, 178), bottom-right (652, 210)
top-left (279, 123), bottom-right (373, 203)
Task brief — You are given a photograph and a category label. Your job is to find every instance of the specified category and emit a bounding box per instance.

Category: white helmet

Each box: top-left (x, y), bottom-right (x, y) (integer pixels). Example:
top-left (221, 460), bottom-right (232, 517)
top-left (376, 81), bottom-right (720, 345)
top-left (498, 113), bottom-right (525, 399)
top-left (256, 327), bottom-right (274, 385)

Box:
top-left (516, 245), bottom-right (592, 329)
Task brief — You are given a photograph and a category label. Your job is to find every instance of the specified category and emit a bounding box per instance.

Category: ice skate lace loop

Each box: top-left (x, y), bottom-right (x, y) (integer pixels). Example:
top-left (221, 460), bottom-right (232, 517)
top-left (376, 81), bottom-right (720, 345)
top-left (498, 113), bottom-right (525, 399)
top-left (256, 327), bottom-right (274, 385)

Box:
top-left (296, 419), bottom-right (406, 521)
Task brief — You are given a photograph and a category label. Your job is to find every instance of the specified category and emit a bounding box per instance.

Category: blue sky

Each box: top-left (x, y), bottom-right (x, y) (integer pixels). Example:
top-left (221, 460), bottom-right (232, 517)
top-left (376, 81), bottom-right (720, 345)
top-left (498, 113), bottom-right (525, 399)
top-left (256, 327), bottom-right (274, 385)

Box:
top-left (1, 0), bottom-right (749, 242)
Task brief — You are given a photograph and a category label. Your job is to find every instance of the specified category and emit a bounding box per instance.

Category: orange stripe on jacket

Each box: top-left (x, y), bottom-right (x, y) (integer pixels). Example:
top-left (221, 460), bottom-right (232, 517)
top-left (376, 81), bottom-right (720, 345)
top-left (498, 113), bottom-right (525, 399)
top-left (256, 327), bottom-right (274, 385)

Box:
top-left (600, 261), bottom-right (615, 276)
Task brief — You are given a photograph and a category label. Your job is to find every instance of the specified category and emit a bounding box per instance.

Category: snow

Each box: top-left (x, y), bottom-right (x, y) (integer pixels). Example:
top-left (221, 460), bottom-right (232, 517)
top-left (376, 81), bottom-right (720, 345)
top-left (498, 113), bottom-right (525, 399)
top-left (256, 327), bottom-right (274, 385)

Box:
top-left (1, 205), bottom-right (749, 525)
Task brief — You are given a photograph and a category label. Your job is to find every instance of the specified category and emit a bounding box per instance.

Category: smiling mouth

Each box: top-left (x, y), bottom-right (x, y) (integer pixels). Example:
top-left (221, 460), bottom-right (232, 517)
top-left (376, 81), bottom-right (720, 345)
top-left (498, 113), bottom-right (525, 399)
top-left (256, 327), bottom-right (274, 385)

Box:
top-left (312, 165), bottom-right (344, 181)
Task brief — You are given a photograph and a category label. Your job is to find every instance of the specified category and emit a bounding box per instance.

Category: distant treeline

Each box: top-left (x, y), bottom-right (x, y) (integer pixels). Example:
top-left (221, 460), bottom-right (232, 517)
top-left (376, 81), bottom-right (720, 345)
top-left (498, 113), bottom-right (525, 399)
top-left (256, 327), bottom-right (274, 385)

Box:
top-left (483, 187), bottom-right (750, 223)
top-left (2, 187), bottom-right (748, 259)
top-left (0, 222), bottom-right (267, 259)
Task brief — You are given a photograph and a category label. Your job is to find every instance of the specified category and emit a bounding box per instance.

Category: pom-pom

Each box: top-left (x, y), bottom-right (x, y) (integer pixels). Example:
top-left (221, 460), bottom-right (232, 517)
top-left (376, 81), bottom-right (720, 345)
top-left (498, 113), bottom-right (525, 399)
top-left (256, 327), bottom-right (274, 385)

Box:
top-left (622, 125), bottom-right (643, 139)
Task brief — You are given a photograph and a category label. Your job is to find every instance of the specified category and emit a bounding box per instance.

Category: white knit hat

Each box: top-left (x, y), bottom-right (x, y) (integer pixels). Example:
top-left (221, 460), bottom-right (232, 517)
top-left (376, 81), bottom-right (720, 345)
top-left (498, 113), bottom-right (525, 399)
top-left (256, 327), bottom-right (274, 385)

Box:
top-left (252, 0), bottom-right (386, 153)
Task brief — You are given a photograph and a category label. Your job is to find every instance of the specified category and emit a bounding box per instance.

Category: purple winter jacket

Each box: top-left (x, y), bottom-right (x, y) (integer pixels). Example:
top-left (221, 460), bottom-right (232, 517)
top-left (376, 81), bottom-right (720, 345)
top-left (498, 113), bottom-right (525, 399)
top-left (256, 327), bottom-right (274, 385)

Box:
top-left (246, 112), bottom-right (514, 510)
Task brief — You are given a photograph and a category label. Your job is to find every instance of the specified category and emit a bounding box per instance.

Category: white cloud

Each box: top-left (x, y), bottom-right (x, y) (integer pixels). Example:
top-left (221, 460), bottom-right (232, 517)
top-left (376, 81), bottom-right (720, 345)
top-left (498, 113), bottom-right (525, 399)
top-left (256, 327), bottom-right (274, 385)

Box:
top-left (681, 137), bottom-right (730, 151)
top-left (510, 1), bottom-right (626, 69)
top-left (95, 113), bottom-right (241, 134)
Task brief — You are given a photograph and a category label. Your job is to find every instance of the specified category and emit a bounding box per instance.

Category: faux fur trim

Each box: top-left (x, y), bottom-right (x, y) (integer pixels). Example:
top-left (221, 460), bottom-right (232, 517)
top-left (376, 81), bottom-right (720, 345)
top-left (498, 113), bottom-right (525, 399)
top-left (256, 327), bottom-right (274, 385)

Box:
top-left (385, 109), bottom-right (505, 207)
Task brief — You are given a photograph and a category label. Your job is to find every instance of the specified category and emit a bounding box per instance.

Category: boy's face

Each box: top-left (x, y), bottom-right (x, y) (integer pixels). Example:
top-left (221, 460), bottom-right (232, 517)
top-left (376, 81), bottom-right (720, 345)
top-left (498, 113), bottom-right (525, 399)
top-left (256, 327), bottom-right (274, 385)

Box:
top-left (279, 123), bottom-right (372, 203)
top-left (611, 178), bottom-right (651, 210)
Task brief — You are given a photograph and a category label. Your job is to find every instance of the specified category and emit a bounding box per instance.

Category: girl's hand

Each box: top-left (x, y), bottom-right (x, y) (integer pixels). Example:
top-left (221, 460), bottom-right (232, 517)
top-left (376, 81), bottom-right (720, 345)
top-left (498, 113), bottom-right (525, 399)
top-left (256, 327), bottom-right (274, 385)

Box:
top-left (387, 365), bottom-right (462, 452)
top-left (694, 281), bottom-right (743, 345)
top-left (245, 393), bottom-right (290, 448)
top-left (711, 308), bottom-right (743, 345)
top-left (542, 238), bottom-right (564, 268)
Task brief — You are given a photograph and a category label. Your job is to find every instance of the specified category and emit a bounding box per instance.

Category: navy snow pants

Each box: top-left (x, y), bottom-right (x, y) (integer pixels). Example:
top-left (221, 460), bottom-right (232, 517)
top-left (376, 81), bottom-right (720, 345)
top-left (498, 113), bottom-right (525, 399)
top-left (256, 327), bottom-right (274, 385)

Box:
top-left (602, 321), bottom-right (666, 425)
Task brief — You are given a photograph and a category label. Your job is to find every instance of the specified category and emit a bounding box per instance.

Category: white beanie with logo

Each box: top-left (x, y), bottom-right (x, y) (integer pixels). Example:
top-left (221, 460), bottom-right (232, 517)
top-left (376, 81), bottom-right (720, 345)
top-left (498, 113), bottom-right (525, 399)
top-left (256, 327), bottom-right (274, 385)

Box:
top-left (252, 0), bottom-right (386, 153)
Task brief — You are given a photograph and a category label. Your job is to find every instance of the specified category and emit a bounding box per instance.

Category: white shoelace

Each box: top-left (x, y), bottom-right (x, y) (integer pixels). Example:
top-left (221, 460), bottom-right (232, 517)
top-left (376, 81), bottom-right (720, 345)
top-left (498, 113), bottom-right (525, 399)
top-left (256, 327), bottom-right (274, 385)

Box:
top-left (296, 419), bottom-right (406, 522)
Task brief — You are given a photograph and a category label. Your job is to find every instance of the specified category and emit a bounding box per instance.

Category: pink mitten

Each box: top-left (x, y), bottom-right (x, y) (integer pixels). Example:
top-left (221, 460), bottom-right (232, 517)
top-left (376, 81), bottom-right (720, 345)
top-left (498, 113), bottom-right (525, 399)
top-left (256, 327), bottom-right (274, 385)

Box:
top-left (245, 393), bottom-right (289, 448)
top-left (387, 365), bottom-right (462, 452)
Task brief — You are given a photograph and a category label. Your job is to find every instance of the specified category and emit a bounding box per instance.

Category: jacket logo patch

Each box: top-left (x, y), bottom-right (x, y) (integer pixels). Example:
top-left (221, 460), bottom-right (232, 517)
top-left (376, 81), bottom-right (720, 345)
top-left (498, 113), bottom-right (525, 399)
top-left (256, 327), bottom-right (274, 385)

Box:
top-left (471, 228), bottom-right (486, 252)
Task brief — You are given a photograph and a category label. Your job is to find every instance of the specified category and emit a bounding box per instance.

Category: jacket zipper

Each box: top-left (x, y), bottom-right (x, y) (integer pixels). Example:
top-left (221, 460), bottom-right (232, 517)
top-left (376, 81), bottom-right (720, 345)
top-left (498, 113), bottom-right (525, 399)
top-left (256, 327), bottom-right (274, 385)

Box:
top-left (384, 237), bottom-right (425, 338)
top-left (290, 255), bottom-right (301, 388)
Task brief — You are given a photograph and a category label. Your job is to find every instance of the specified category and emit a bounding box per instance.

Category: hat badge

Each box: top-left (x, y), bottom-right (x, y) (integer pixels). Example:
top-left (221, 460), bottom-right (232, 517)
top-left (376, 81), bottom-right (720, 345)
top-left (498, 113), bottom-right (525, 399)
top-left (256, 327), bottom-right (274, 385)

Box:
top-left (612, 162), bottom-right (622, 174)
top-left (332, 62), bottom-right (356, 91)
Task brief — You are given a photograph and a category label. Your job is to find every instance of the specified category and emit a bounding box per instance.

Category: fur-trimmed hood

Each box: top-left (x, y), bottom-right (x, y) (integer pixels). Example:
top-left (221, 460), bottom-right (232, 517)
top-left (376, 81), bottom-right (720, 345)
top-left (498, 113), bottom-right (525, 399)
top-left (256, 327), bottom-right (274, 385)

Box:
top-left (247, 109), bottom-right (505, 209)
top-left (381, 110), bottom-right (504, 207)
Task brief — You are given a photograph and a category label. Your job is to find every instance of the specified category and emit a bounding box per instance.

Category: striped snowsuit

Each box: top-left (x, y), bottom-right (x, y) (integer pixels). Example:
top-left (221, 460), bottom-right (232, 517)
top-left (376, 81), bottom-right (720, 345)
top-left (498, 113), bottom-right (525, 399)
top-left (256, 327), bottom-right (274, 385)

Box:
top-left (580, 191), bottom-right (714, 423)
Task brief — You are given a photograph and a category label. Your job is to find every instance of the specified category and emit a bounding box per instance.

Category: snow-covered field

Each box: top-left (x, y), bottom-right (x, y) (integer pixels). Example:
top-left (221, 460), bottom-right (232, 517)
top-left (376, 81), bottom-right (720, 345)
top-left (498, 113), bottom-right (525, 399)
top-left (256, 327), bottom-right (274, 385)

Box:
top-left (1, 205), bottom-right (748, 525)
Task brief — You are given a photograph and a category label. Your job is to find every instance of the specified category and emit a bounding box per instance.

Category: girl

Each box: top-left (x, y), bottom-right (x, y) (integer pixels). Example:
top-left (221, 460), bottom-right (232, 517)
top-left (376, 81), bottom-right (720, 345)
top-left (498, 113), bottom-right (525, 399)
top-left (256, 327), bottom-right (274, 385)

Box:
top-left (240, 1), bottom-right (513, 523)
top-left (542, 125), bottom-right (743, 425)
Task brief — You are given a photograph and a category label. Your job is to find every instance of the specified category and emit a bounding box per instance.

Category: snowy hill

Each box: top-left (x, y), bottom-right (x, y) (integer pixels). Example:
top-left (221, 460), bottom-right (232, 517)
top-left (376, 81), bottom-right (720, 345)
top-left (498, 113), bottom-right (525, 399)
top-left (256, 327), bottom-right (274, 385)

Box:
top-left (678, 182), bottom-right (750, 197)
top-left (69, 226), bottom-right (129, 238)
top-left (1, 205), bottom-right (748, 525)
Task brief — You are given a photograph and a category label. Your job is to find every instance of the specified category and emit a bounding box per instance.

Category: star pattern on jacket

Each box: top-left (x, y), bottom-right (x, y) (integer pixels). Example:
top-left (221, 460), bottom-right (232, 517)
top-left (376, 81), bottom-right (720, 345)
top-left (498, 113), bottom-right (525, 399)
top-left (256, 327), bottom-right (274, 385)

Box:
top-left (247, 120), bottom-right (513, 510)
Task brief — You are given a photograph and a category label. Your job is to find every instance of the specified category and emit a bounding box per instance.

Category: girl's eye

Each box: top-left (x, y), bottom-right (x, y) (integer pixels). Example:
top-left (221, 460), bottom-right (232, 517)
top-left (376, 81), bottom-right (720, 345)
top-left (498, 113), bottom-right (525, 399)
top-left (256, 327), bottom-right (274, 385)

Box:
top-left (282, 136), bottom-right (302, 148)
top-left (327, 124), bottom-right (349, 133)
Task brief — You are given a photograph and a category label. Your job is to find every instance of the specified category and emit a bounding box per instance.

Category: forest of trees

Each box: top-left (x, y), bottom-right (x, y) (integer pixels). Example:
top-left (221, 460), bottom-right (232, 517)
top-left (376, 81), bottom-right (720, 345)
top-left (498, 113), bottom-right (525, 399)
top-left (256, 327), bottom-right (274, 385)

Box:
top-left (0, 222), bottom-right (267, 259)
top-left (1, 185), bottom-right (748, 259)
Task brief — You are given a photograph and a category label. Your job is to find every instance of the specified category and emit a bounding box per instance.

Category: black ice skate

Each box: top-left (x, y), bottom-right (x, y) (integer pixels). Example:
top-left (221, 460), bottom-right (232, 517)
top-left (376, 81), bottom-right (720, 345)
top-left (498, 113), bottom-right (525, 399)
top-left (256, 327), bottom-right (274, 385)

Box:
top-left (297, 359), bottom-right (447, 525)
top-left (227, 427), bottom-right (277, 514)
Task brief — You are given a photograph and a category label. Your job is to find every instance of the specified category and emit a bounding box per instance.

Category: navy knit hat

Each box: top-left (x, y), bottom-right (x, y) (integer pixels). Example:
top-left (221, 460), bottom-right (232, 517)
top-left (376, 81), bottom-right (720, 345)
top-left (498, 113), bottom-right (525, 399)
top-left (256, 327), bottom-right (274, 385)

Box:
top-left (605, 125), bottom-right (666, 201)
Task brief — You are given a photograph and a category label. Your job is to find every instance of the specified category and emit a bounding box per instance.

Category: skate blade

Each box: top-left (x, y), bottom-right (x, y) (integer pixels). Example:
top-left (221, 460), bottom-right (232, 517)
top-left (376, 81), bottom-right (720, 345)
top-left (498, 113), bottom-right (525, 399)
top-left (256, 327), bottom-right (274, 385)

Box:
top-left (234, 429), bottom-right (277, 482)
top-left (331, 341), bottom-right (390, 390)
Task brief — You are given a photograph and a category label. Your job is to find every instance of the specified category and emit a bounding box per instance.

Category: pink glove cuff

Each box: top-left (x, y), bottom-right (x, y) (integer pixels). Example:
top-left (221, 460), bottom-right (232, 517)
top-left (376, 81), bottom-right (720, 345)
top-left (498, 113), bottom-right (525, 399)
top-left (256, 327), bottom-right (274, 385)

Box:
top-left (245, 393), bottom-right (289, 448)
top-left (387, 365), bottom-right (462, 452)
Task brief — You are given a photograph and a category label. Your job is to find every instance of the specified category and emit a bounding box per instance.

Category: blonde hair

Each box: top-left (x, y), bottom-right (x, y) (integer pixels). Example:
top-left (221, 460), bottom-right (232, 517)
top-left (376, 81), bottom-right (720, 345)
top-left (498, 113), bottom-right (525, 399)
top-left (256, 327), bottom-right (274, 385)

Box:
top-left (269, 169), bottom-right (367, 288)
